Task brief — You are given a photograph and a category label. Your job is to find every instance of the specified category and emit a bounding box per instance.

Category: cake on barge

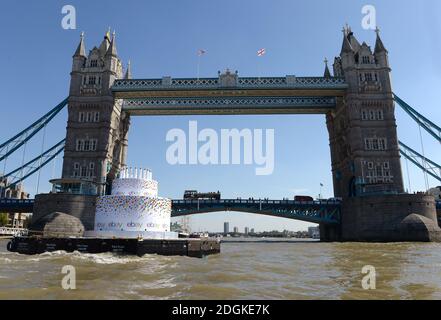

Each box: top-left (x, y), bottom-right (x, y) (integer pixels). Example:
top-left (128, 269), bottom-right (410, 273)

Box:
top-left (7, 167), bottom-right (220, 258)
top-left (89, 167), bottom-right (177, 240)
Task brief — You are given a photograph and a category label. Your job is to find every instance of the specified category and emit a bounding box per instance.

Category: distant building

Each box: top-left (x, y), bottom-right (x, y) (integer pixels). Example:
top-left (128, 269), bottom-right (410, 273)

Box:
top-left (244, 227), bottom-right (249, 235)
top-left (250, 228), bottom-right (255, 233)
top-left (308, 226), bottom-right (320, 239)
top-left (233, 226), bottom-right (239, 233)
top-left (0, 177), bottom-right (31, 228)
top-left (223, 222), bottom-right (229, 235)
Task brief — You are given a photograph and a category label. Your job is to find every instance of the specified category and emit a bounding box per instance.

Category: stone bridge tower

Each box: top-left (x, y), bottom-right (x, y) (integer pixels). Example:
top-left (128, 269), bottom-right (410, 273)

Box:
top-left (327, 26), bottom-right (404, 198)
top-left (323, 27), bottom-right (440, 242)
top-left (63, 31), bottom-right (130, 194)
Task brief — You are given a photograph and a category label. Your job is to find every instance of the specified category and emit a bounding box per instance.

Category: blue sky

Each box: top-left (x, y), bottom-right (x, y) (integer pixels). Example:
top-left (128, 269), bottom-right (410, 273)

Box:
top-left (0, 0), bottom-right (440, 232)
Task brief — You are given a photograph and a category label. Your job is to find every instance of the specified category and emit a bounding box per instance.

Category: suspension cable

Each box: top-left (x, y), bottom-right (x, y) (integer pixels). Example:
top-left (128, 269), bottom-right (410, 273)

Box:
top-left (405, 156), bottom-right (412, 193)
top-left (19, 141), bottom-right (27, 183)
top-left (2, 146), bottom-right (8, 177)
top-left (51, 153), bottom-right (58, 180)
top-left (36, 124), bottom-right (47, 195)
top-left (418, 124), bottom-right (430, 191)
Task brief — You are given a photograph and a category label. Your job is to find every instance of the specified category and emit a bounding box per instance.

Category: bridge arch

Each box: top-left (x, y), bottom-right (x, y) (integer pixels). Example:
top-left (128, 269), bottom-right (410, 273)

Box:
top-left (171, 199), bottom-right (341, 225)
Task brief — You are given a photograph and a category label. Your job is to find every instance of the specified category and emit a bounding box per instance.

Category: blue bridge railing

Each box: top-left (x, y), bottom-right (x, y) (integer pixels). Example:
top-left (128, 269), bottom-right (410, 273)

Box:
top-left (1, 198), bottom-right (440, 225)
top-left (171, 199), bottom-right (341, 225)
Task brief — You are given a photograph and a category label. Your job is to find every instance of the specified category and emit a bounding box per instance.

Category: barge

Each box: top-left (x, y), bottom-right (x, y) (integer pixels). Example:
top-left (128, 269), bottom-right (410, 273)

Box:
top-left (7, 167), bottom-right (221, 258)
top-left (7, 236), bottom-right (220, 258)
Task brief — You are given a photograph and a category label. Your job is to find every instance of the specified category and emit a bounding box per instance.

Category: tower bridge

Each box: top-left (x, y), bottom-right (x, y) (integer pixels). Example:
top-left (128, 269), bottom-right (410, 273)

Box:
top-left (1, 26), bottom-right (441, 242)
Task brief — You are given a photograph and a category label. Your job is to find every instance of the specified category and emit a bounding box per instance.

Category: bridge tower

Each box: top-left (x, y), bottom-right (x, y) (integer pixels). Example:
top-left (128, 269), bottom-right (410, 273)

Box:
top-left (328, 26), bottom-right (403, 198)
top-left (30, 32), bottom-right (131, 230)
top-left (63, 31), bottom-right (130, 194)
top-left (323, 27), bottom-right (440, 241)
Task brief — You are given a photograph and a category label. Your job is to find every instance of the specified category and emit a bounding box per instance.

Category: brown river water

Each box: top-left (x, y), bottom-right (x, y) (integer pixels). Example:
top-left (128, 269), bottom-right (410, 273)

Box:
top-left (1, 239), bottom-right (441, 300)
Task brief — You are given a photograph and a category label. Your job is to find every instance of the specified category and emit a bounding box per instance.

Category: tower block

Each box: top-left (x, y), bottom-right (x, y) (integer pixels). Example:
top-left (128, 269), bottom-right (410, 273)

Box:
top-left (30, 32), bottom-right (131, 230)
top-left (64, 31), bottom-right (130, 194)
top-left (322, 27), bottom-right (441, 241)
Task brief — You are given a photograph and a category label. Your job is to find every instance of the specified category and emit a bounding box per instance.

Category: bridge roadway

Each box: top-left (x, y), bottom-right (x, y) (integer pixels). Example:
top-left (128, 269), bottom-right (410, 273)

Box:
top-left (0, 198), bottom-right (341, 224)
top-left (1, 198), bottom-right (440, 225)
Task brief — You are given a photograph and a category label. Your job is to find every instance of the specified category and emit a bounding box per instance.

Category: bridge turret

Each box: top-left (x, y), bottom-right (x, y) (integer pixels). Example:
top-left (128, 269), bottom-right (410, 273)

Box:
top-left (323, 58), bottom-right (331, 78)
top-left (374, 27), bottom-right (389, 69)
top-left (339, 26), bottom-right (356, 70)
top-left (124, 60), bottom-right (132, 80)
top-left (98, 29), bottom-right (111, 56)
top-left (72, 32), bottom-right (87, 71)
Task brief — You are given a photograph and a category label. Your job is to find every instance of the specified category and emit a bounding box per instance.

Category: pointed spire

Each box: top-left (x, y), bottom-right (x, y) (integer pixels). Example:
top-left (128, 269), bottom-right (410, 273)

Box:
top-left (343, 23), bottom-right (350, 36)
top-left (323, 58), bottom-right (331, 78)
top-left (124, 60), bottom-right (132, 79)
top-left (105, 27), bottom-right (111, 41)
top-left (374, 26), bottom-right (388, 54)
top-left (99, 28), bottom-right (111, 56)
top-left (341, 26), bottom-right (353, 53)
top-left (106, 31), bottom-right (118, 57)
top-left (73, 32), bottom-right (86, 57)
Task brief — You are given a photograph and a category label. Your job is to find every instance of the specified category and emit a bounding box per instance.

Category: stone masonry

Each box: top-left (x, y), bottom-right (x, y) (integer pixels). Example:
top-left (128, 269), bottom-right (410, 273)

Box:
top-left (63, 31), bottom-right (130, 194)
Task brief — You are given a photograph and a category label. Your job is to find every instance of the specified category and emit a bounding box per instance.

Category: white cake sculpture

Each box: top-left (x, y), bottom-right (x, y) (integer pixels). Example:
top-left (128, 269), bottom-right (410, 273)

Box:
top-left (91, 167), bottom-right (177, 239)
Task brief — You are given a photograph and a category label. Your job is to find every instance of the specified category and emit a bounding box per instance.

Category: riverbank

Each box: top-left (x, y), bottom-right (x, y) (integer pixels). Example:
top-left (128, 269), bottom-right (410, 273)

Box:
top-left (221, 237), bottom-right (319, 243)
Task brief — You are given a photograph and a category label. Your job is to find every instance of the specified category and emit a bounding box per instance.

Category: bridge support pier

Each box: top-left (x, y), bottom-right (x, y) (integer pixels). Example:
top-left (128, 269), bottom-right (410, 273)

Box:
top-left (319, 224), bottom-right (341, 242)
top-left (31, 193), bottom-right (97, 231)
top-left (340, 194), bottom-right (441, 242)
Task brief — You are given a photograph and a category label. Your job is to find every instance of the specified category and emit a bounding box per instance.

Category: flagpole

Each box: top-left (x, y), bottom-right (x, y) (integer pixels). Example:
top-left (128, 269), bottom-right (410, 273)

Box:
top-left (197, 54), bottom-right (201, 82)
top-left (257, 58), bottom-right (261, 83)
top-left (257, 48), bottom-right (265, 83)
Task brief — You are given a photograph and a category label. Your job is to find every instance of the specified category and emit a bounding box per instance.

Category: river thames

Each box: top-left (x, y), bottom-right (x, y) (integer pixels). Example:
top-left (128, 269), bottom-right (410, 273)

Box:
top-left (1, 239), bottom-right (441, 300)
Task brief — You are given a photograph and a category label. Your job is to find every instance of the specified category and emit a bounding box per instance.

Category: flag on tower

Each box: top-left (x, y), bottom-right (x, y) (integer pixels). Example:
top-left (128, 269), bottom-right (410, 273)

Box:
top-left (197, 49), bottom-right (207, 56)
top-left (257, 48), bottom-right (266, 56)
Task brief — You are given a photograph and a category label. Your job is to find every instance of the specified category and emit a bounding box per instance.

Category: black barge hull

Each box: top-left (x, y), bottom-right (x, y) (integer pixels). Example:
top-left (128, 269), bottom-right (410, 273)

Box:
top-left (7, 237), bottom-right (220, 258)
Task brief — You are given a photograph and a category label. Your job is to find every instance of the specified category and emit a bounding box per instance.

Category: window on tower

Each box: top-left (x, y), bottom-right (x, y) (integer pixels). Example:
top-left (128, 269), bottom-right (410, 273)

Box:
top-left (364, 138), bottom-right (387, 151)
top-left (361, 109), bottom-right (385, 121)
top-left (88, 76), bottom-right (96, 85)
top-left (84, 140), bottom-right (90, 151)
top-left (90, 139), bottom-right (97, 151)
top-left (79, 111), bottom-right (99, 123)
top-left (361, 110), bottom-right (368, 120)
top-left (88, 162), bottom-right (95, 177)
top-left (365, 161), bottom-right (394, 184)
top-left (75, 138), bottom-right (98, 151)
top-left (76, 140), bottom-right (84, 151)
top-left (73, 163), bottom-right (80, 178)
top-left (90, 60), bottom-right (98, 68)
